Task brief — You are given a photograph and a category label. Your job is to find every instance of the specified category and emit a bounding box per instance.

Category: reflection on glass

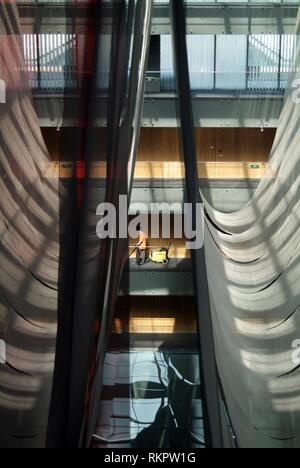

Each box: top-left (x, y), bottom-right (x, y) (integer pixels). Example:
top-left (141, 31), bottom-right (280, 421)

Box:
top-left (94, 351), bottom-right (205, 449)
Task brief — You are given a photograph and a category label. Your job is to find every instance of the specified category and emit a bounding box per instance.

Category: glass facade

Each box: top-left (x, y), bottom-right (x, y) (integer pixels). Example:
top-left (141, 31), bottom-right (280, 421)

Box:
top-left (22, 33), bottom-right (296, 94)
top-left (22, 33), bottom-right (76, 90)
top-left (95, 351), bottom-right (205, 448)
top-left (16, 0), bottom-right (300, 2)
top-left (161, 34), bottom-right (297, 92)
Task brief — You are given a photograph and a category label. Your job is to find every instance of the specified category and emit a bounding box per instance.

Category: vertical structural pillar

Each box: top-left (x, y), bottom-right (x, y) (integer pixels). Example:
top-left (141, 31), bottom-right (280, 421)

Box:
top-left (127, 0), bottom-right (153, 196)
top-left (170, 0), bottom-right (223, 448)
top-left (81, 0), bottom-right (154, 448)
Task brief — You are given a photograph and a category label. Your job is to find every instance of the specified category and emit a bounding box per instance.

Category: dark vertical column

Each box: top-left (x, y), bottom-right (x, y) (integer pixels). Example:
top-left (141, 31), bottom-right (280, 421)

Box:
top-left (46, 0), bottom-right (98, 449)
top-left (65, 0), bottom-right (134, 448)
top-left (82, 0), bottom-right (153, 447)
top-left (169, 0), bottom-right (223, 448)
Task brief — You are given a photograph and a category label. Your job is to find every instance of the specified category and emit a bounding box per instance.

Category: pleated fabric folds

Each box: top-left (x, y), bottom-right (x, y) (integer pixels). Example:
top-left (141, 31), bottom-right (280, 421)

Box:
top-left (203, 9), bottom-right (300, 448)
top-left (0, 1), bottom-right (59, 447)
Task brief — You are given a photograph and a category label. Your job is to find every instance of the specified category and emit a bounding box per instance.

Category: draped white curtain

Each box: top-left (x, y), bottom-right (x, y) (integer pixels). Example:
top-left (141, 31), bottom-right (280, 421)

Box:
top-left (202, 8), bottom-right (300, 448)
top-left (0, 1), bottom-right (59, 447)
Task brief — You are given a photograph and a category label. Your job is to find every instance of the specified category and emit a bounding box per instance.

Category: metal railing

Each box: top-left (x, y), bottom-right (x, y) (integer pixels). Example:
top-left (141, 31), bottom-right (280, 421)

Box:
top-left (22, 33), bottom-right (295, 94)
top-left (17, 0), bottom-right (300, 4)
top-left (23, 33), bottom-right (76, 91)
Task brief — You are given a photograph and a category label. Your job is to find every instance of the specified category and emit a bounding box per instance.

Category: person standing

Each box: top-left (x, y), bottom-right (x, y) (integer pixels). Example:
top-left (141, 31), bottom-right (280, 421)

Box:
top-left (135, 229), bottom-right (148, 265)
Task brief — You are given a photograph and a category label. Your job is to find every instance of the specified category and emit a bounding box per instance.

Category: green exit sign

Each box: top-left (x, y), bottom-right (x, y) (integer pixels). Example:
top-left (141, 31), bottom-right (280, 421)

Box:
top-left (251, 164), bottom-right (260, 169)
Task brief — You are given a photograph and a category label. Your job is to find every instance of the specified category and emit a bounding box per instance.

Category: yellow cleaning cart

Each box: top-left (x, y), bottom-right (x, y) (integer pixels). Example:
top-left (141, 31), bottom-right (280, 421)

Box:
top-left (130, 243), bottom-right (173, 265)
top-left (149, 247), bottom-right (170, 265)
